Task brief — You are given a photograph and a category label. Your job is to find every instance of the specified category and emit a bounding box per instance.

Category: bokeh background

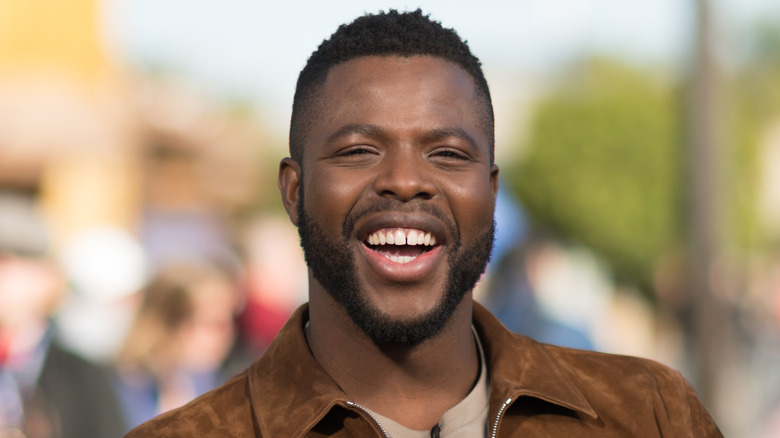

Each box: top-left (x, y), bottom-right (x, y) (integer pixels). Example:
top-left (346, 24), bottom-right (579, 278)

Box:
top-left (1, 0), bottom-right (780, 436)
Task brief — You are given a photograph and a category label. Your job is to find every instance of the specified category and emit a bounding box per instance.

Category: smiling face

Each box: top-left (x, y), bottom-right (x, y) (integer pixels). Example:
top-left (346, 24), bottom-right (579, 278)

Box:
top-left (279, 55), bottom-right (498, 345)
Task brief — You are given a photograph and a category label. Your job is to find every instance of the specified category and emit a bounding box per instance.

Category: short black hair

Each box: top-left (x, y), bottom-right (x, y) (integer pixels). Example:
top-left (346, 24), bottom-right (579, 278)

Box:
top-left (289, 9), bottom-right (494, 164)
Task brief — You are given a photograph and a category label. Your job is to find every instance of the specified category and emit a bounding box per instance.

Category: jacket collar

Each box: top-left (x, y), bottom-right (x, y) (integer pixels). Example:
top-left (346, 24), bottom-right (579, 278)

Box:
top-left (248, 302), bottom-right (597, 437)
top-left (472, 303), bottom-right (597, 422)
top-left (248, 305), bottom-right (347, 438)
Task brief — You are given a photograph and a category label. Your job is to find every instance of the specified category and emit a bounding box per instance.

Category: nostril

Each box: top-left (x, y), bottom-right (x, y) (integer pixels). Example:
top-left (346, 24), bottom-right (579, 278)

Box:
top-left (377, 186), bottom-right (435, 202)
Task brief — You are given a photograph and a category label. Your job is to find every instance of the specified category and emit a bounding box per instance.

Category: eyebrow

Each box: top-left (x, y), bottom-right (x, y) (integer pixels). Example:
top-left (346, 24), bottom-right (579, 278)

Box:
top-left (326, 124), bottom-right (478, 148)
top-left (419, 127), bottom-right (478, 149)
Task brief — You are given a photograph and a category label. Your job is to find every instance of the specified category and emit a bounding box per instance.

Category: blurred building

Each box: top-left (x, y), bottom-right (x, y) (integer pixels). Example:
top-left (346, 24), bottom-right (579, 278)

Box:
top-left (0, 0), bottom-right (138, 242)
top-left (0, 0), bottom-right (273, 364)
top-left (0, 0), bottom-right (266, 249)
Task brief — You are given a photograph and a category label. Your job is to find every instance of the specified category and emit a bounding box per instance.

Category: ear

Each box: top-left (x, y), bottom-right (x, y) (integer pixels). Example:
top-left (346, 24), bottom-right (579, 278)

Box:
top-left (490, 163), bottom-right (500, 200)
top-left (278, 158), bottom-right (302, 226)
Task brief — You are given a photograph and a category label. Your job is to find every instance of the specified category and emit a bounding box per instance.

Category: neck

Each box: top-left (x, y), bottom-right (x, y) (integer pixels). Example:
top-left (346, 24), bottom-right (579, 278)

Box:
top-left (306, 285), bottom-right (479, 430)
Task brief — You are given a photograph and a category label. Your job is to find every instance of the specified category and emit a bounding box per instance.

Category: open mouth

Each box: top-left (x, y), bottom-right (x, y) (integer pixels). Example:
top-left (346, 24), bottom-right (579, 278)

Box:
top-left (363, 228), bottom-right (439, 264)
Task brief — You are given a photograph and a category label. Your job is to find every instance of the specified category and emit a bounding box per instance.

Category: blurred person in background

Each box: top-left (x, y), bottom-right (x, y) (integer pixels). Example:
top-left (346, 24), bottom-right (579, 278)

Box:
top-left (0, 193), bottom-right (124, 438)
top-left (113, 261), bottom-right (246, 432)
top-left (238, 217), bottom-right (309, 354)
top-left (482, 237), bottom-right (594, 350)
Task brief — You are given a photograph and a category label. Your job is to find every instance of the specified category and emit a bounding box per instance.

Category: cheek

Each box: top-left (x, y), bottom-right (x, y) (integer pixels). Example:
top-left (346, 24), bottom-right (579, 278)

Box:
top-left (449, 174), bottom-right (496, 223)
top-left (304, 169), bottom-right (368, 217)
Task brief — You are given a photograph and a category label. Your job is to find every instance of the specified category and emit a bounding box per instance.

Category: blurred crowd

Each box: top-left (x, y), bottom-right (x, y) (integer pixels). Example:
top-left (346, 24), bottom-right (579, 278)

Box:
top-left (0, 191), bottom-right (310, 437)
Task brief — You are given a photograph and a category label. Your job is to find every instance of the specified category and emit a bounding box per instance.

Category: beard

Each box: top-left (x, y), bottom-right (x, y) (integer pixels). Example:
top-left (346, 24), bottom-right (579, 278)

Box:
top-left (297, 196), bottom-right (495, 347)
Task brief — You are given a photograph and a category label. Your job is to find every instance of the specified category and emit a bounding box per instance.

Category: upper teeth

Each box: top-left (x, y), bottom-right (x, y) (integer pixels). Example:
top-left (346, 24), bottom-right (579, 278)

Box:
top-left (366, 228), bottom-right (436, 246)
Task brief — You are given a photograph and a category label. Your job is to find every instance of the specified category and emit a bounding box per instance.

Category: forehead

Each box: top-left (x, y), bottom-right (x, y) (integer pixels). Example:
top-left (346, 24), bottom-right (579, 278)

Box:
top-left (323, 55), bottom-right (478, 113)
top-left (304, 56), bottom-right (487, 152)
top-left (325, 55), bottom-right (476, 92)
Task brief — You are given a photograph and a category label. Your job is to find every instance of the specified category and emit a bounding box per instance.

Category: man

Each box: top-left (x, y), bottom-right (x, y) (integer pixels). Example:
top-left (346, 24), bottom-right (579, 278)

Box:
top-left (0, 193), bottom-right (125, 438)
top-left (126, 10), bottom-right (722, 437)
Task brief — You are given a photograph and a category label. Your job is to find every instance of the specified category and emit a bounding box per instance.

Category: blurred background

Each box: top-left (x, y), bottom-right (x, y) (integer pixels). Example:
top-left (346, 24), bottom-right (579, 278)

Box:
top-left (0, 0), bottom-right (779, 436)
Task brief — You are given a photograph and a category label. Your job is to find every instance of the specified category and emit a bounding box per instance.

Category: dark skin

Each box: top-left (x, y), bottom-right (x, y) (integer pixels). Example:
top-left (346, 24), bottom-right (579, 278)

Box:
top-left (279, 55), bottom-right (499, 430)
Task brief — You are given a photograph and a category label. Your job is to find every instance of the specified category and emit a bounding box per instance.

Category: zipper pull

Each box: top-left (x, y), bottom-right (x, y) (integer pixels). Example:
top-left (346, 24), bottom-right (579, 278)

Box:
top-left (430, 424), bottom-right (441, 438)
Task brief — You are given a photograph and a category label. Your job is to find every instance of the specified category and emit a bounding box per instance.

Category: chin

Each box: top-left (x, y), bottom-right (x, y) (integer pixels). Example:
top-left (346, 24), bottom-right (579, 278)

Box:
top-left (341, 283), bottom-right (469, 347)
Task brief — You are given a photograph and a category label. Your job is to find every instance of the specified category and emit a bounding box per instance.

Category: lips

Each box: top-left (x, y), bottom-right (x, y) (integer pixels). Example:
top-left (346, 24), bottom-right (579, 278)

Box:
top-left (352, 211), bottom-right (448, 282)
top-left (364, 228), bottom-right (438, 264)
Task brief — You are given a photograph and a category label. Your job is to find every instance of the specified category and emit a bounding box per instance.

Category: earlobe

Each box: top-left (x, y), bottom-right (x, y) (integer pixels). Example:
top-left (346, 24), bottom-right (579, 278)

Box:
top-left (278, 158), bottom-right (302, 226)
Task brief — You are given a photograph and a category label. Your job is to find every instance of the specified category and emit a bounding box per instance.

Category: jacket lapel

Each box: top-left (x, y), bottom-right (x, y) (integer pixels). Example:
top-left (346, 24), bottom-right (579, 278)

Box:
top-left (472, 303), bottom-right (598, 425)
top-left (248, 305), bottom-right (350, 437)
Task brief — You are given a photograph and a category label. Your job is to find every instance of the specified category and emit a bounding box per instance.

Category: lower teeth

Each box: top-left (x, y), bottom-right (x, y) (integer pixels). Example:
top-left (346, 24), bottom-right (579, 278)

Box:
top-left (387, 255), bottom-right (416, 264)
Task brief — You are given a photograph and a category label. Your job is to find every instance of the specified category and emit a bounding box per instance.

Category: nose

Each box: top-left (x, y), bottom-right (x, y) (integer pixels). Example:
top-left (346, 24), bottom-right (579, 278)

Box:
top-left (372, 148), bottom-right (436, 202)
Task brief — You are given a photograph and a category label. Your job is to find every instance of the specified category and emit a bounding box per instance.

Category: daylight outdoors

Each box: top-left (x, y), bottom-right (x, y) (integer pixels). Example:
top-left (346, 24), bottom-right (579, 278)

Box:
top-left (1, 0), bottom-right (780, 436)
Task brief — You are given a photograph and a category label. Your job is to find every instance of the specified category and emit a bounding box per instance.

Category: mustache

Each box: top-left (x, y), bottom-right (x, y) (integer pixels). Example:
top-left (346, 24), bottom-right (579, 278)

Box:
top-left (341, 199), bottom-right (458, 246)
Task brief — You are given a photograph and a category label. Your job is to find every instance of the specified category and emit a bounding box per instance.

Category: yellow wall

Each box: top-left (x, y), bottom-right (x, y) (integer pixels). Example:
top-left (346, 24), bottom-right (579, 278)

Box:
top-left (0, 0), bottom-right (139, 247)
top-left (0, 0), bottom-right (110, 82)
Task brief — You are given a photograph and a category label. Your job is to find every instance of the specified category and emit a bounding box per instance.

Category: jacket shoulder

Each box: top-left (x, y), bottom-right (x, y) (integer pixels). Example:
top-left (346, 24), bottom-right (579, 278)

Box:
top-left (542, 345), bottom-right (722, 436)
top-left (124, 370), bottom-right (260, 437)
top-left (543, 345), bottom-right (690, 396)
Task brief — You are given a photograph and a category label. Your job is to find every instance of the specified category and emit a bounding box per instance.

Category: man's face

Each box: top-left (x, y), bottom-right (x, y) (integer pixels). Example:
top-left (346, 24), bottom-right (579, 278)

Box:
top-left (281, 56), bottom-right (498, 345)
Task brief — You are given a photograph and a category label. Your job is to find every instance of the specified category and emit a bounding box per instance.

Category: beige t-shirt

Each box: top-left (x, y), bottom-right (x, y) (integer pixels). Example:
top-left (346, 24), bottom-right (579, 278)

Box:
top-left (366, 329), bottom-right (490, 437)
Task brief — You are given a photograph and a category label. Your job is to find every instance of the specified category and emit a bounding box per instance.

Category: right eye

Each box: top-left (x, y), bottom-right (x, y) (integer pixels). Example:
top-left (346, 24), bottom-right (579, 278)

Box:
top-left (336, 146), bottom-right (378, 157)
top-left (329, 145), bottom-right (380, 167)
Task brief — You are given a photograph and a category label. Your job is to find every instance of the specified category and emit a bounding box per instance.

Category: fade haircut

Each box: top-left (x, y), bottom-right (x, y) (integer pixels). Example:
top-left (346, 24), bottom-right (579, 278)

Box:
top-left (289, 9), bottom-right (495, 165)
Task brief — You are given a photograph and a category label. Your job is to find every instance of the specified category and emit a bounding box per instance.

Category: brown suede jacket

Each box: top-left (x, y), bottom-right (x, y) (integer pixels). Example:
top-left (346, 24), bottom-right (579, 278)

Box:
top-left (125, 302), bottom-right (722, 437)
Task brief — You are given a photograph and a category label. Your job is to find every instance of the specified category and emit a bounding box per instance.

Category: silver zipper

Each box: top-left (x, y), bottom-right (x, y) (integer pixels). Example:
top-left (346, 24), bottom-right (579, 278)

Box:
top-left (490, 397), bottom-right (513, 438)
top-left (345, 400), bottom-right (391, 438)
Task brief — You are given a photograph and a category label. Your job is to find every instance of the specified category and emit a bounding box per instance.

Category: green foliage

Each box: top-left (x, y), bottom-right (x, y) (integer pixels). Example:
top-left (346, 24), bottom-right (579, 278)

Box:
top-left (508, 24), bottom-right (780, 289)
top-left (729, 18), bottom-right (780, 250)
top-left (508, 59), bottom-right (684, 290)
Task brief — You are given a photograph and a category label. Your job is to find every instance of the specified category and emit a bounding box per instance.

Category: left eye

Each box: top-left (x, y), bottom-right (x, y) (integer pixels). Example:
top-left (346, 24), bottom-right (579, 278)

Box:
top-left (432, 149), bottom-right (468, 160)
top-left (344, 148), bottom-right (372, 155)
